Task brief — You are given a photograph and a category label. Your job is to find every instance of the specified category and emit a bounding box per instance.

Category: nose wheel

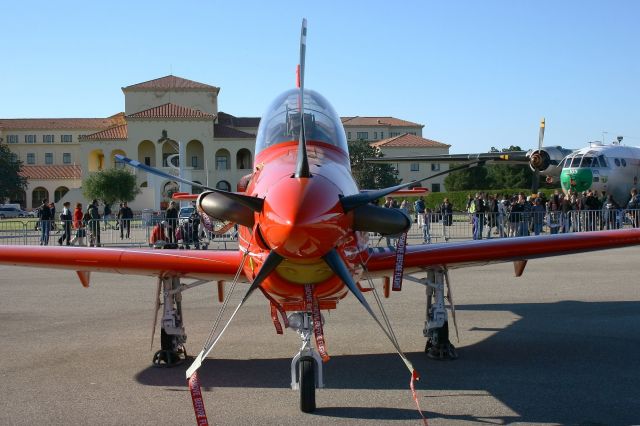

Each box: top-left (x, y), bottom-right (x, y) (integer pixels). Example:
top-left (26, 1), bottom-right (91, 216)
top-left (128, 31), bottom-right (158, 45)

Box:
top-left (289, 311), bottom-right (324, 413)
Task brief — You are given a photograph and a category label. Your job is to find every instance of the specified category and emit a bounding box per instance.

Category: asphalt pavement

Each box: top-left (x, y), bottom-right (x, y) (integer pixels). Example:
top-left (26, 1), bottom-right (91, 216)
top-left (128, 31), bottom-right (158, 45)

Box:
top-left (1, 245), bottom-right (639, 425)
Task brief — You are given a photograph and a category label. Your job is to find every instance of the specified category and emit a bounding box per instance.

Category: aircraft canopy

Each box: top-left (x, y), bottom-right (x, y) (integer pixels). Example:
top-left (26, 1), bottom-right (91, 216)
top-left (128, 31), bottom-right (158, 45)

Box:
top-left (255, 89), bottom-right (348, 155)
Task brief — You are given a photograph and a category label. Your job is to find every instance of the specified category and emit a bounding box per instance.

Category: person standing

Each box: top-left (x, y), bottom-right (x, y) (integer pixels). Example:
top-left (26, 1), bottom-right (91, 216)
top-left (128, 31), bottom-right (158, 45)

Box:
top-left (58, 201), bottom-right (72, 245)
top-left (37, 199), bottom-right (52, 245)
top-left (531, 197), bottom-right (546, 235)
top-left (103, 203), bottom-right (112, 230)
top-left (165, 201), bottom-right (179, 244)
top-left (118, 202), bottom-right (133, 239)
top-left (472, 193), bottom-right (485, 240)
top-left (89, 199), bottom-right (101, 247)
top-left (70, 202), bottom-right (86, 246)
top-left (439, 198), bottom-right (453, 242)
top-left (626, 188), bottom-right (640, 228)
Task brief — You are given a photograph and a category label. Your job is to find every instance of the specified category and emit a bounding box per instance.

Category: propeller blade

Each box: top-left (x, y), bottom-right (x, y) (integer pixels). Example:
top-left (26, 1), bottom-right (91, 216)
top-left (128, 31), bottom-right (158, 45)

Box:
top-left (341, 161), bottom-right (483, 212)
top-left (295, 18), bottom-right (311, 178)
top-left (532, 118), bottom-right (545, 193)
top-left (323, 248), bottom-right (416, 375)
top-left (186, 250), bottom-right (284, 379)
top-left (117, 154), bottom-right (265, 216)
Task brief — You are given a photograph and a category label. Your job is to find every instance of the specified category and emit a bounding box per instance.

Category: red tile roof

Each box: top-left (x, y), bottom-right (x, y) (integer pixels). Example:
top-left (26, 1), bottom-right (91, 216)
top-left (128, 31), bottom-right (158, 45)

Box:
top-left (79, 124), bottom-right (128, 141)
top-left (370, 133), bottom-right (449, 148)
top-left (19, 165), bottom-right (82, 180)
top-left (127, 103), bottom-right (215, 119)
top-left (0, 115), bottom-right (123, 130)
top-left (122, 75), bottom-right (220, 93)
top-left (341, 116), bottom-right (424, 128)
top-left (214, 124), bottom-right (255, 138)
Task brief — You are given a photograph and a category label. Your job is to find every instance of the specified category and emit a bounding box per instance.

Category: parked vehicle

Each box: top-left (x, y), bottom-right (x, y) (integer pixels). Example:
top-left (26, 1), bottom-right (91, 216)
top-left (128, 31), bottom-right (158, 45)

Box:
top-left (0, 206), bottom-right (28, 219)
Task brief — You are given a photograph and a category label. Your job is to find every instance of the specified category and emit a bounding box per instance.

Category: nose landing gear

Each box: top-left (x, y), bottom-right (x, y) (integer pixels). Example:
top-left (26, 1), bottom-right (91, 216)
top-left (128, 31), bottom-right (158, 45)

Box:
top-left (288, 311), bottom-right (324, 413)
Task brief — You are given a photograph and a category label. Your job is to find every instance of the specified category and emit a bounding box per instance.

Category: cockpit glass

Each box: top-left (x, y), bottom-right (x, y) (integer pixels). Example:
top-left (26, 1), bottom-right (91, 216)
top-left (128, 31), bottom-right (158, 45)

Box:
top-left (255, 89), bottom-right (348, 155)
top-left (569, 155), bottom-right (582, 167)
top-left (581, 156), bottom-right (594, 167)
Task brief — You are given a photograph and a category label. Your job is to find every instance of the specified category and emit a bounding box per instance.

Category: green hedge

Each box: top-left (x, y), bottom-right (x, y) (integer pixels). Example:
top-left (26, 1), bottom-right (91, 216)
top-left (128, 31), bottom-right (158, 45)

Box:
top-left (393, 189), bottom-right (558, 212)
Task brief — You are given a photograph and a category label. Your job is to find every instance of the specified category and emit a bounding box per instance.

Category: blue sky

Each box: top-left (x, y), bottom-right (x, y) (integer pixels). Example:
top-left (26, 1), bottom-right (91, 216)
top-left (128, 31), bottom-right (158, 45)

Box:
top-left (2, 0), bottom-right (639, 153)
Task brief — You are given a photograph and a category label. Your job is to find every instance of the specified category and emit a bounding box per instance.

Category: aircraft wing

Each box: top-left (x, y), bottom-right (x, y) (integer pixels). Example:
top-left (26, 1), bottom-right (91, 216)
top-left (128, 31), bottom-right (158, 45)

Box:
top-left (365, 151), bottom-right (530, 164)
top-left (365, 229), bottom-right (640, 276)
top-left (0, 246), bottom-right (245, 284)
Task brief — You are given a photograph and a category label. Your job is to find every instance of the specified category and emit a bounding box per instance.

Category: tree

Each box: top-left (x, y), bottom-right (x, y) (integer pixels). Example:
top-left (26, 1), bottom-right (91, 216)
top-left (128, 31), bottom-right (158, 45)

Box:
top-left (0, 143), bottom-right (28, 203)
top-left (348, 141), bottom-right (400, 189)
top-left (83, 168), bottom-right (140, 206)
top-left (444, 166), bottom-right (491, 191)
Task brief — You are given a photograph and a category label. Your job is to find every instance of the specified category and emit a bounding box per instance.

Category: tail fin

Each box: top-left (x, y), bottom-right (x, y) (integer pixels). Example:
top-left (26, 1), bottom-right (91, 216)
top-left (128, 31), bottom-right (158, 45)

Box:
top-left (294, 18), bottom-right (311, 178)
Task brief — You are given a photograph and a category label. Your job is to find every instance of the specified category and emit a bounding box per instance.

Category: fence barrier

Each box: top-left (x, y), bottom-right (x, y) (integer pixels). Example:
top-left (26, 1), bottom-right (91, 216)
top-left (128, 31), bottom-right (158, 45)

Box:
top-left (1, 209), bottom-right (638, 250)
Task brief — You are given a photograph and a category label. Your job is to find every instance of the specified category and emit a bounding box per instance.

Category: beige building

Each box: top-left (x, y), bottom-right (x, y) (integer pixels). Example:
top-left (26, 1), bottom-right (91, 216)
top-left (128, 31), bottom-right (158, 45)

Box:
top-left (0, 75), bottom-right (449, 210)
top-left (370, 134), bottom-right (450, 192)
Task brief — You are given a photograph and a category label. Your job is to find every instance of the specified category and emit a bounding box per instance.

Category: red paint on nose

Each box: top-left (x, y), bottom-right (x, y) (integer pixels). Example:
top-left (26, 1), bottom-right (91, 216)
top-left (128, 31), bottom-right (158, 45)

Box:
top-left (260, 175), bottom-right (350, 258)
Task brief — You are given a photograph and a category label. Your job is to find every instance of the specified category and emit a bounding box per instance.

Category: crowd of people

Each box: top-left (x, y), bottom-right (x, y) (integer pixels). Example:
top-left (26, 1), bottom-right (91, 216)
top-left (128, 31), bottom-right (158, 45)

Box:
top-left (389, 188), bottom-right (640, 244)
top-left (35, 199), bottom-right (134, 247)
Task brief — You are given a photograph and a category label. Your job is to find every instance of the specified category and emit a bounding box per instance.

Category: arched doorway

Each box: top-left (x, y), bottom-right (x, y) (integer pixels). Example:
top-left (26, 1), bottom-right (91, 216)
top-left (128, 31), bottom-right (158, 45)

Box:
top-left (32, 187), bottom-right (49, 207)
top-left (236, 148), bottom-right (253, 170)
top-left (162, 141), bottom-right (179, 167)
top-left (88, 149), bottom-right (105, 172)
top-left (111, 149), bottom-right (127, 169)
top-left (137, 140), bottom-right (156, 167)
top-left (54, 186), bottom-right (69, 203)
top-left (10, 190), bottom-right (26, 209)
top-left (186, 140), bottom-right (204, 169)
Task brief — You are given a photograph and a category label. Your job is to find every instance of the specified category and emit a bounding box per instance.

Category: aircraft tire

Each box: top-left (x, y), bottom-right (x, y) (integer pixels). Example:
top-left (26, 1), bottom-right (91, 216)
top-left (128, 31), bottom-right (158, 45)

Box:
top-left (299, 357), bottom-right (316, 413)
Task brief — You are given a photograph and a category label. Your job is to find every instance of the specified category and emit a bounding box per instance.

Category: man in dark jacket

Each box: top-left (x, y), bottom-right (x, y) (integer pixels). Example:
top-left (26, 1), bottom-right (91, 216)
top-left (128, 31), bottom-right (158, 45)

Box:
top-left (165, 201), bottom-right (179, 244)
top-left (118, 202), bottom-right (134, 239)
top-left (89, 199), bottom-right (101, 246)
top-left (37, 199), bottom-right (52, 245)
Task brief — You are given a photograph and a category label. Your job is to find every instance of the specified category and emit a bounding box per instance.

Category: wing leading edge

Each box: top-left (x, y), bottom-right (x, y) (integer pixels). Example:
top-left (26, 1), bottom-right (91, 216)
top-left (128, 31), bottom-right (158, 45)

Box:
top-left (366, 228), bottom-right (640, 275)
top-left (0, 246), bottom-right (245, 283)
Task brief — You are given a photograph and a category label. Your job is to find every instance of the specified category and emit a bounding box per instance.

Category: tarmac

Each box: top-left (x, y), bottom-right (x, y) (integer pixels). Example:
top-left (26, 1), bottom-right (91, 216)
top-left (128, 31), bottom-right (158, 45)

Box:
top-left (1, 244), bottom-right (639, 425)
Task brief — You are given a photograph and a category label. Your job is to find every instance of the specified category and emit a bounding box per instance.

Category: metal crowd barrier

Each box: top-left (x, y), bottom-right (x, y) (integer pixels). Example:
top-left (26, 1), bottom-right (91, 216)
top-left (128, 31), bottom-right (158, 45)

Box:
top-left (1, 209), bottom-right (639, 249)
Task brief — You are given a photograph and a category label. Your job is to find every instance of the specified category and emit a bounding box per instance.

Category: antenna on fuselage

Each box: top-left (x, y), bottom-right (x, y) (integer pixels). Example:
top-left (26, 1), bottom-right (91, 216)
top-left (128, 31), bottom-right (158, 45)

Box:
top-left (294, 18), bottom-right (311, 178)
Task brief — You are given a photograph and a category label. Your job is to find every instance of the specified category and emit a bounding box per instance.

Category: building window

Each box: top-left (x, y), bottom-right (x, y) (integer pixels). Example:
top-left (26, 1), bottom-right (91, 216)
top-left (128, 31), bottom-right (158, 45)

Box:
top-left (10, 153), bottom-right (18, 162)
top-left (431, 163), bottom-right (441, 171)
top-left (25, 135), bottom-right (36, 143)
top-left (409, 131), bottom-right (417, 136)
top-left (380, 132), bottom-right (384, 139)
top-left (191, 156), bottom-right (198, 168)
top-left (45, 153), bottom-right (53, 164)
top-left (410, 163), bottom-right (419, 172)
top-left (27, 153), bottom-right (35, 164)
top-left (61, 134), bottom-right (73, 143)
top-left (63, 153), bottom-right (71, 164)
top-left (43, 134), bottom-right (54, 143)
top-left (144, 157), bottom-right (151, 166)
top-left (431, 183), bottom-right (441, 193)
top-left (216, 156), bottom-right (228, 170)
top-left (7, 135), bottom-right (18, 144)
top-left (374, 131), bottom-right (378, 139)
top-left (389, 132), bottom-right (401, 137)
top-left (356, 132), bottom-right (369, 140)
top-left (347, 132), bottom-right (351, 140)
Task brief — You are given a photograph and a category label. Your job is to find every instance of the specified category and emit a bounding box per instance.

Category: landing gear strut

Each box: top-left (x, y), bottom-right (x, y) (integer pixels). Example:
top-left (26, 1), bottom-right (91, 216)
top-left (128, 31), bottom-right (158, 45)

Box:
top-left (153, 276), bottom-right (187, 367)
top-left (288, 311), bottom-right (324, 413)
top-left (423, 269), bottom-right (458, 360)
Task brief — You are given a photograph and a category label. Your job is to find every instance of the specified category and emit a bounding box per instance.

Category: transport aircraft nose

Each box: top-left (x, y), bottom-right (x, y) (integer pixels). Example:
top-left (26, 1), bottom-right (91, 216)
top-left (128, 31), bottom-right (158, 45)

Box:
top-left (260, 175), bottom-right (350, 259)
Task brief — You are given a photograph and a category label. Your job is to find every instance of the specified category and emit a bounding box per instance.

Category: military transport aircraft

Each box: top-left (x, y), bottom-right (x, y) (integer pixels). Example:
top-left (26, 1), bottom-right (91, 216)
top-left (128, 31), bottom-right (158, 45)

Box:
top-left (367, 120), bottom-right (640, 205)
top-left (2, 19), bottom-right (640, 424)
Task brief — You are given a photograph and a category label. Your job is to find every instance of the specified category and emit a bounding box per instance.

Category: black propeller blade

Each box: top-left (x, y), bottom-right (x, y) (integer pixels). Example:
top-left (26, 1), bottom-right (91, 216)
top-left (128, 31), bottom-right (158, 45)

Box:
top-left (341, 161), bottom-right (483, 213)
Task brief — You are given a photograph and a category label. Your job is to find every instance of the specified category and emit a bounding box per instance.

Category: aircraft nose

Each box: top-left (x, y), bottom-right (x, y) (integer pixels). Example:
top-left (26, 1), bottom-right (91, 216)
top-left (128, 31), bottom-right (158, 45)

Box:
top-left (260, 175), bottom-right (350, 258)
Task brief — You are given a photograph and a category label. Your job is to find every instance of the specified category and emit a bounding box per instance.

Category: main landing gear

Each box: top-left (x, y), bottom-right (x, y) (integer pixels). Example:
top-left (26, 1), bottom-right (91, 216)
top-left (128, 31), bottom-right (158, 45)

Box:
top-left (424, 268), bottom-right (458, 359)
top-left (288, 311), bottom-right (324, 413)
top-left (152, 276), bottom-right (188, 367)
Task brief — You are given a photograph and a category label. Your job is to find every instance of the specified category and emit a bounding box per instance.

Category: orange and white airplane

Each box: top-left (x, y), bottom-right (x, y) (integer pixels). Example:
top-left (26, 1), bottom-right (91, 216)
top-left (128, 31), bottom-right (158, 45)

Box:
top-left (2, 19), bottom-right (640, 422)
